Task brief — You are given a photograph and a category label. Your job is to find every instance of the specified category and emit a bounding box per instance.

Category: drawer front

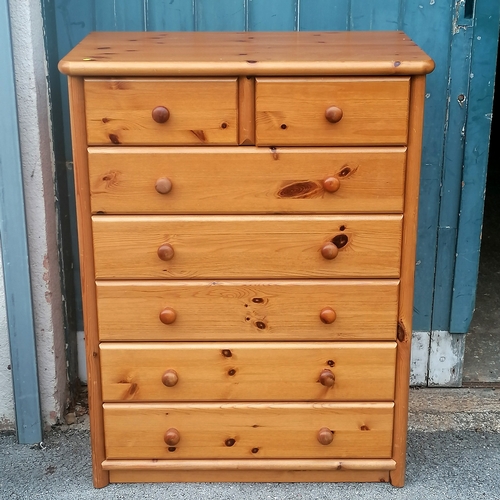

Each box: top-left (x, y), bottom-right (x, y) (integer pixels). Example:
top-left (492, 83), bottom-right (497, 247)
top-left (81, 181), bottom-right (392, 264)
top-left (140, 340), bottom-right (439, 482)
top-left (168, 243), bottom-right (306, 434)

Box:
top-left (88, 147), bottom-right (406, 214)
top-left (96, 280), bottom-right (399, 341)
top-left (92, 215), bottom-right (402, 279)
top-left (84, 78), bottom-right (238, 145)
top-left (100, 342), bottom-right (396, 402)
top-left (103, 402), bottom-right (394, 459)
top-left (255, 77), bottom-right (410, 146)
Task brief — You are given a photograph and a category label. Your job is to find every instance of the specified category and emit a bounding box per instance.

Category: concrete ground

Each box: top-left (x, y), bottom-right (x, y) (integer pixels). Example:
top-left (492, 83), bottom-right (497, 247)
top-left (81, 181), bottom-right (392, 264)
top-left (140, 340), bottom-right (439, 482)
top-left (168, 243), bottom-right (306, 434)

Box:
top-left (1, 388), bottom-right (499, 499)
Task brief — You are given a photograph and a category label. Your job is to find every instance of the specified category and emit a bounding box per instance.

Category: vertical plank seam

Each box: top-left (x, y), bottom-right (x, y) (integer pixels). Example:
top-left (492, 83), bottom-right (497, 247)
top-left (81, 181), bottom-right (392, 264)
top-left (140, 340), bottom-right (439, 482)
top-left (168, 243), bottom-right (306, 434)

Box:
top-left (193, 0), bottom-right (198, 31)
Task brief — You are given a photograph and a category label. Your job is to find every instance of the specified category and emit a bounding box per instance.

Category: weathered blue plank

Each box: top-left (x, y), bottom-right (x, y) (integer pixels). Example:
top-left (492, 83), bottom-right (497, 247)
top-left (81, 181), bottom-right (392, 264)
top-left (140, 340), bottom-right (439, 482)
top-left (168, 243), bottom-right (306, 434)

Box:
top-left (54, 0), bottom-right (94, 334)
top-left (196, 0), bottom-right (245, 31)
top-left (95, 0), bottom-right (145, 31)
top-left (350, 0), bottom-right (399, 30)
top-left (299, 0), bottom-right (349, 31)
top-left (401, 0), bottom-right (455, 332)
top-left (450, 0), bottom-right (500, 333)
top-left (147, 0), bottom-right (195, 31)
top-left (55, 0), bottom-right (94, 159)
top-left (248, 0), bottom-right (297, 31)
top-left (0, 0), bottom-right (42, 444)
top-left (42, 0), bottom-right (80, 388)
top-left (432, 4), bottom-right (474, 331)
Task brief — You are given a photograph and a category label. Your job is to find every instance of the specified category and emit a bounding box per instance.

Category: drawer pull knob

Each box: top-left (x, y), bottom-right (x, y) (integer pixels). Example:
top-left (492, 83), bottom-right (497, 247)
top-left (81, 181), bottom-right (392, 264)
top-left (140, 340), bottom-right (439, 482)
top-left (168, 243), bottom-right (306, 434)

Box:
top-left (321, 242), bottom-right (339, 260)
top-left (323, 177), bottom-right (340, 193)
top-left (152, 106), bottom-right (170, 123)
top-left (158, 243), bottom-right (174, 261)
top-left (155, 177), bottom-right (172, 194)
top-left (325, 106), bottom-right (343, 124)
top-left (317, 427), bottom-right (334, 445)
top-left (319, 307), bottom-right (336, 324)
top-left (164, 428), bottom-right (180, 446)
top-left (162, 369), bottom-right (178, 387)
top-left (159, 307), bottom-right (177, 325)
top-left (319, 369), bottom-right (335, 387)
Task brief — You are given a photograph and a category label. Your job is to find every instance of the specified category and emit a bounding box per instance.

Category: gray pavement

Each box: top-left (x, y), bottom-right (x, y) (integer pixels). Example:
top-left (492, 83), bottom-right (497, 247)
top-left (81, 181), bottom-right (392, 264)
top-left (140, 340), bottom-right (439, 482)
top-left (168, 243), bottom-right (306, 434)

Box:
top-left (1, 388), bottom-right (500, 499)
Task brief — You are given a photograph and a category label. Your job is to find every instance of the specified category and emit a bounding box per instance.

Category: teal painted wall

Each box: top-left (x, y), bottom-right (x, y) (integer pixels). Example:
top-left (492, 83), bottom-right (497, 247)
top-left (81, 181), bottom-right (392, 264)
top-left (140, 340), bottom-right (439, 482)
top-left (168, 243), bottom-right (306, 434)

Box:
top-left (44, 0), bottom-right (474, 334)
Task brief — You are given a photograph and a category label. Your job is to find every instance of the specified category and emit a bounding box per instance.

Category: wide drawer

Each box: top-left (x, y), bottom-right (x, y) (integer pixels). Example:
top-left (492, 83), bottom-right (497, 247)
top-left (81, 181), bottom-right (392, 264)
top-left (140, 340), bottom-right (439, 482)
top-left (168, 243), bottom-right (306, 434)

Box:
top-left (255, 77), bottom-right (410, 146)
top-left (103, 402), bottom-right (394, 459)
top-left (88, 147), bottom-right (406, 214)
top-left (96, 280), bottom-right (399, 341)
top-left (100, 342), bottom-right (396, 402)
top-left (91, 215), bottom-right (402, 279)
top-left (84, 78), bottom-right (238, 145)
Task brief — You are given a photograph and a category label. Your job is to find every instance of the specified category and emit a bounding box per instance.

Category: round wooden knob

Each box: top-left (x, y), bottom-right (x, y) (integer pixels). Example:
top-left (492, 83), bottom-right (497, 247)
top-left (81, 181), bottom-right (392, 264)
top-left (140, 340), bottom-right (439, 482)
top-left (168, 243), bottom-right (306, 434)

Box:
top-left (325, 106), bottom-right (343, 124)
top-left (319, 369), bottom-right (335, 387)
top-left (159, 307), bottom-right (177, 325)
top-left (155, 177), bottom-right (172, 194)
top-left (152, 106), bottom-right (170, 123)
top-left (321, 242), bottom-right (339, 260)
top-left (162, 369), bottom-right (178, 387)
top-left (320, 307), bottom-right (336, 324)
top-left (158, 243), bottom-right (174, 261)
top-left (164, 428), bottom-right (180, 446)
top-left (317, 427), bottom-right (334, 445)
top-left (323, 177), bottom-right (340, 193)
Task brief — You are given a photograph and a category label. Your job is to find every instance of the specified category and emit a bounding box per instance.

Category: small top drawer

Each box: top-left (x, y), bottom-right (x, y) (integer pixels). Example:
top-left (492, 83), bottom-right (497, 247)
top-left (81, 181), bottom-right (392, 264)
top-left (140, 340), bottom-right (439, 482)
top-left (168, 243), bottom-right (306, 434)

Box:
top-left (255, 77), bottom-right (410, 146)
top-left (84, 78), bottom-right (238, 145)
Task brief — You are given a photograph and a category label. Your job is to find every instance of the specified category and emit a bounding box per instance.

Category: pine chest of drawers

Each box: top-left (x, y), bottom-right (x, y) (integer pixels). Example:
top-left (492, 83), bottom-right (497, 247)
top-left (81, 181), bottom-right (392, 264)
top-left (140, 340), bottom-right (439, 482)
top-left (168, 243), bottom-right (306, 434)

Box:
top-left (59, 31), bottom-right (433, 488)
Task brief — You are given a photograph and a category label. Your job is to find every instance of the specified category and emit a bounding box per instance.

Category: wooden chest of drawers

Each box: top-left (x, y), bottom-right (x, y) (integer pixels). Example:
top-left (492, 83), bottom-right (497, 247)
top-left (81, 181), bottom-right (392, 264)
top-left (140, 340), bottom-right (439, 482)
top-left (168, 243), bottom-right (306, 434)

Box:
top-left (59, 31), bottom-right (433, 488)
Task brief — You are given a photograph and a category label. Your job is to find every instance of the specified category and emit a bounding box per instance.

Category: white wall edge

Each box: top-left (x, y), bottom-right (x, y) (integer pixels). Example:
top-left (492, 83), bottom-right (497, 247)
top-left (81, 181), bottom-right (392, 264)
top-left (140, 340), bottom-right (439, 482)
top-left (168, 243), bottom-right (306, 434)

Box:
top-left (77, 331), bottom-right (87, 384)
top-left (9, 0), bottom-right (67, 427)
top-left (428, 330), bottom-right (466, 387)
top-left (410, 330), bottom-right (431, 386)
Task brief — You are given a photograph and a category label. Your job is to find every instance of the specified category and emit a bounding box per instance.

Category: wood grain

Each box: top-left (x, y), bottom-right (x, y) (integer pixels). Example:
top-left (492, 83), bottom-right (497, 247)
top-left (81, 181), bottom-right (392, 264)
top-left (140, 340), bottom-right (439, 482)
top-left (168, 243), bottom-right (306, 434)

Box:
top-left (100, 342), bottom-right (396, 402)
top-left (108, 469), bottom-right (391, 483)
top-left (88, 147), bottom-right (406, 214)
top-left (84, 78), bottom-right (238, 145)
top-left (255, 77), bottom-right (410, 146)
top-left (105, 458), bottom-right (394, 482)
top-left (67, 77), bottom-right (108, 488)
top-left (103, 458), bottom-right (397, 471)
top-left (238, 76), bottom-right (255, 144)
top-left (58, 31), bottom-right (435, 77)
top-left (103, 402), bottom-right (394, 460)
top-left (95, 279), bottom-right (399, 341)
top-left (390, 75), bottom-right (426, 488)
top-left (91, 215), bottom-right (403, 279)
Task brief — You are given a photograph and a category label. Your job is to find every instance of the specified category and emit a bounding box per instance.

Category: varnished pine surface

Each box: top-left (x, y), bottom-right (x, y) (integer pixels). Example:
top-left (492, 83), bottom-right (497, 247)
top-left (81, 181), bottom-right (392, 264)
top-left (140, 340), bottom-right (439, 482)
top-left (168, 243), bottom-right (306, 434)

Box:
top-left (68, 77), bottom-right (109, 487)
top-left (85, 78), bottom-right (238, 145)
top-left (255, 77), bottom-right (409, 146)
top-left (103, 458), bottom-right (396, 471)
top-left (105, 458), bottom-right (394, 483)
top-left (103, 402), bottom-right (394, 460)
top-left (61, 30), bottom-right (433, 487)
top-left (58, 31), bottom-right (434, 77)
top-left (96, 279), bottom-right (399, 341)
top-left (100, 342), bottom-right (396, 402)
top-left (390, 74), bottom-right (426, 488)
top-left (91, 214), bottom-right (403, 279)
top-left (88, 147), bottom-right (406, 214)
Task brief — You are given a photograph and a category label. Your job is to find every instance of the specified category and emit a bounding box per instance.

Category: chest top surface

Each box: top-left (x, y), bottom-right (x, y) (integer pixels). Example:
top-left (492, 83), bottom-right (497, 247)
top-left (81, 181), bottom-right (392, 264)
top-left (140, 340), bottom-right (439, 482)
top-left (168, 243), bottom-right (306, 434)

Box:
top-left (58, 31), bottom-right (434, 77)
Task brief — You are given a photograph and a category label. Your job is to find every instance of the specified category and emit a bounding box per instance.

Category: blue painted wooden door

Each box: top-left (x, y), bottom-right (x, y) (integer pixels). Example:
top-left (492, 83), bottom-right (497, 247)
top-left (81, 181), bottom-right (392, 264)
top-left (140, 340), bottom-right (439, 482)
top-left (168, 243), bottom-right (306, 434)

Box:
top-left (41, 0), bottom-right (498, 336)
